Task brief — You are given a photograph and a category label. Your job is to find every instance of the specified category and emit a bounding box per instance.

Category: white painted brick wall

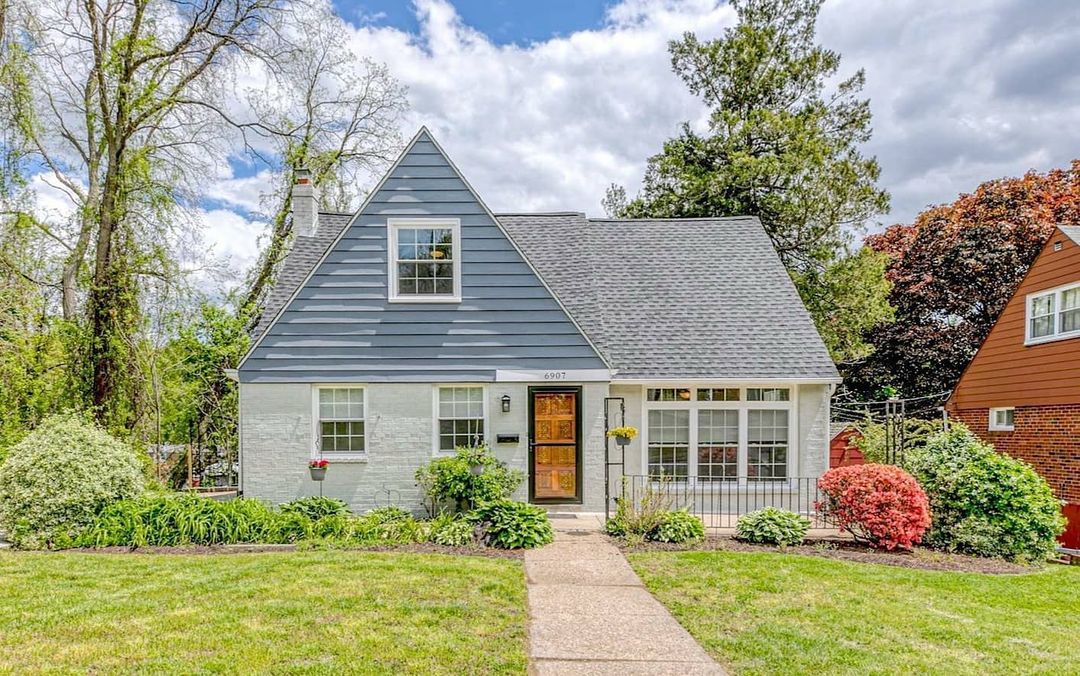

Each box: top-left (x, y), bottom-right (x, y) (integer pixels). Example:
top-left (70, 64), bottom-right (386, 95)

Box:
top-left (240, 381), bottom-right (611, 512)
top-left (797, 383), bottom-right (831, 478)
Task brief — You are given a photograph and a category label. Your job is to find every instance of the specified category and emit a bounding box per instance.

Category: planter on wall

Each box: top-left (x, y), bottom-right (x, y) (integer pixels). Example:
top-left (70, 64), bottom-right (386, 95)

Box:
top-left (615, 436), bottom-right (632, 447)
top-left (310, 467), bottom-right (327, 481)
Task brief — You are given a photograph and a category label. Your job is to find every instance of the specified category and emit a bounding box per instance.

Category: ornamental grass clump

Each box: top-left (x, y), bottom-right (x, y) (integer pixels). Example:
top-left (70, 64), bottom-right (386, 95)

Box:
top-left (736, 507), bottom-right (811, 546)
top-left (907, 426), bottom-right (1065, 562)
top-left (0, 414), bottom-right (145, 549)
top-left (817, 464), bottom-right (931, 551)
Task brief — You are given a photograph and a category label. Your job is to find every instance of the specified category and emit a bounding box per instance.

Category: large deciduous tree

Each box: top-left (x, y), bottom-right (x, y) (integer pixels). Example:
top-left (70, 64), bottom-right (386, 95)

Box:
top-left (843, 162), bottom-right (1080, 400)
top-left (606, 0), bottom-right (892, 361)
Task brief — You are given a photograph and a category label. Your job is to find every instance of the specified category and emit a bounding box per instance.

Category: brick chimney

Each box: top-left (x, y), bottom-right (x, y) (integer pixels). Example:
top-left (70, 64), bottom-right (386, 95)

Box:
top-left (292, 168), bottom-right (318, 238)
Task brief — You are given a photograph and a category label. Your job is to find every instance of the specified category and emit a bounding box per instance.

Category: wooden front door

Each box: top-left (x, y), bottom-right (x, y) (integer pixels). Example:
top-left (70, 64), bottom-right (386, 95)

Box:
top-left (531, 390), bottom-right (580, 502)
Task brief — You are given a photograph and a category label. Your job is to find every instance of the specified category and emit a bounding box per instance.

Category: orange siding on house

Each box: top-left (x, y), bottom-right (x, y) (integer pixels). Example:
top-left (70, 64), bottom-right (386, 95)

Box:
top-left (950, 229), bottom-right (1080, 409)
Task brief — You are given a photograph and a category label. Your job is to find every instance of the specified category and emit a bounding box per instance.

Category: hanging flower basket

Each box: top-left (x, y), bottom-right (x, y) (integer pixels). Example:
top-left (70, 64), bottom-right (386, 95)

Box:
top-left (309, 459), bottom-right (329, 481)
top-left (607, 426), bottom-right (639, 446)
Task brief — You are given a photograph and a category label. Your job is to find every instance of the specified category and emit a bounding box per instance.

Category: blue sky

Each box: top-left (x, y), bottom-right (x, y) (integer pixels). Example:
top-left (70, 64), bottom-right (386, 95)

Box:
top-left (335, 0), bottom-right (614, 44)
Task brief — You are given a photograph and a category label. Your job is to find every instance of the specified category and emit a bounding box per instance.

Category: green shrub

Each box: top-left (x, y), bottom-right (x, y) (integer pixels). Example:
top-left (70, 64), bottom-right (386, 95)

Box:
top-left (279, 497), bottom-right (349, 520)
top-left (736, 507), bottom-right (811, 546)
top-left (652, 509), bottom-right (705, 543)
top-left (853, 416), bottom-right (941, 464)
top-left (468, 500), bottom-right (553, 549)
top-left (0, 414), bottom-right (145, 548)
top-left (429, 515), bottom-right (476, 547)
top-left (907, 425), bottom-right (1066, 562)
top-left (363, 506), bottom-right (412, 524)
top-left (605, 477), bottom-right (672, 539)
top-left (415, 445), bottom-right (523, 515)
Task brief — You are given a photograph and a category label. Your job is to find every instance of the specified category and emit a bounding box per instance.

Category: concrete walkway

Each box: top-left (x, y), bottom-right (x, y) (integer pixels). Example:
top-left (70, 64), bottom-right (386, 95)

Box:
top-left (524, 516), bottom-right (725, 675)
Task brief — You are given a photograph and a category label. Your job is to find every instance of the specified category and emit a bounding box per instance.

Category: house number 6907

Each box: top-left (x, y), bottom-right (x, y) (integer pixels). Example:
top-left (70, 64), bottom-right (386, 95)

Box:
top-left (544, 371), bottom-right (567, 380)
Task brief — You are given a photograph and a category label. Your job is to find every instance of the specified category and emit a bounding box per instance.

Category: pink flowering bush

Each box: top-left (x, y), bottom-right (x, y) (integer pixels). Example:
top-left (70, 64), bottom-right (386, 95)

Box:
top-left (817, 464), bottom-right (931, 550)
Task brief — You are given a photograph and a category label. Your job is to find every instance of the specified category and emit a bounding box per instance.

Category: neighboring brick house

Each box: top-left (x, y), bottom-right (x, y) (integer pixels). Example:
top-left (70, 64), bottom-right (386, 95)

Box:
top-left (947, 225), bottom-right (1080, 549)
top-left (231, 127), bottom-right (840, 513)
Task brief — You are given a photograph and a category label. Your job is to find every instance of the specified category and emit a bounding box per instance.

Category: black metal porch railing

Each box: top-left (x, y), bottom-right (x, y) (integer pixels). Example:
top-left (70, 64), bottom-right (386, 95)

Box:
top-left (616, 475), bottom-right (833, 529)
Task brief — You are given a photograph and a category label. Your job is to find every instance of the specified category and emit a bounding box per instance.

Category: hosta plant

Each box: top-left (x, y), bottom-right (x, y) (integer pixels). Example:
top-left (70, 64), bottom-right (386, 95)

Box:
top-left (736, 507), bottom-right (811, 546)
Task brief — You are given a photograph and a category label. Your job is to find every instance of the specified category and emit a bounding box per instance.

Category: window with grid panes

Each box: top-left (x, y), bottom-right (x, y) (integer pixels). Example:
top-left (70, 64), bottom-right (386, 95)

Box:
top-left (697, 409), bottom-right (738, 481)
top-left (647, 409), bottom-right (689, 478)
top-left (318, 388), bottom-right (365, 454)
top-left (437, 386), bottom-right (484, 452)
top-left (697, 388), bottom-right (740, 401)
top-left (392, 225), bottom-right (456, 297)
top-left (747, 409), bottom-right (788, 479)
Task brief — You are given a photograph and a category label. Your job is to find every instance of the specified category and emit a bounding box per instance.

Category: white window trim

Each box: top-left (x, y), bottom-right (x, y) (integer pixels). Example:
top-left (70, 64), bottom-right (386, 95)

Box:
top-left (311, 385), bottom-right (369, 462)
top-left (640, 384), bottom-right (798, 486)
top-left (432, 384), bottom-right (489, 456)
top-left (1024, 280), bottom-right (1080, 345)
top-left (387, 218), bottom-right (463, 303)
top-left (988, 406), bottom-right (1015, 432)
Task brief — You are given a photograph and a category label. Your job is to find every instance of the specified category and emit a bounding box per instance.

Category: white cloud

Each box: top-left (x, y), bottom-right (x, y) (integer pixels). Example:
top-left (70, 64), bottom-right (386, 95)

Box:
top-left (339, 0), bottom-right (1080, 227)
top-left (24, 0), bottom-right (1080, 283)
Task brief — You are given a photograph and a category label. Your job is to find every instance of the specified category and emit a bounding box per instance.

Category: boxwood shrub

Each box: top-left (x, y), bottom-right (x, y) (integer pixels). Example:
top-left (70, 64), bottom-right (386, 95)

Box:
top-left (907, 426), bottom-right (1065, 562)
top-left (0, 414), bottom-right (145, 549)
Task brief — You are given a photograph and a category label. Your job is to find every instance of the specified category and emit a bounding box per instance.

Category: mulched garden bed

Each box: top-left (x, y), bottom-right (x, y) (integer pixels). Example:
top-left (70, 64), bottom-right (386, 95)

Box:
top-left (619, 535), bottom-right (1037, 574)
top-left (50, 543), bottom-right (523, 560)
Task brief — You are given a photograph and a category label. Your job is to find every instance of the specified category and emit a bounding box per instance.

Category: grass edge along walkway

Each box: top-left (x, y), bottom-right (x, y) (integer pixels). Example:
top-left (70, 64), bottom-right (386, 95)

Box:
top-left (629, 549), bottom-right (1080, 676)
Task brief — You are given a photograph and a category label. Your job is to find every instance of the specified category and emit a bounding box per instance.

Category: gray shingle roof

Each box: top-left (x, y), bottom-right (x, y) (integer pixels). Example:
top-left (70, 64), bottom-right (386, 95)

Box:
top-left (497, 213), bottom-right (839, 380)
top-left (252, 212), bottom-right (353, 341)
top-left (253, 210), bottom-right (839, 381)
top-left (1060, 225), bottom-right (1080, 246)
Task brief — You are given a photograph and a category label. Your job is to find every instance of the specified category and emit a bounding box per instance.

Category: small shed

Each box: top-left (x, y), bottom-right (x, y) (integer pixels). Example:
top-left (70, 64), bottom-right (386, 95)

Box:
top-left (829, 423), bottom-right (865, 468)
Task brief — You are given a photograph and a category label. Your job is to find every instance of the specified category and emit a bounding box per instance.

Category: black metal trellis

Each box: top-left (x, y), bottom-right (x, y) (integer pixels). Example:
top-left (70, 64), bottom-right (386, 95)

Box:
top-left (603, 396), bottom-right (626, 522)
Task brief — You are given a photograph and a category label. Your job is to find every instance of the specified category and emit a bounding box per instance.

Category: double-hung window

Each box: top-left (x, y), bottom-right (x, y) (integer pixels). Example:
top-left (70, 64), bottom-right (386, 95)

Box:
top-left (697, 410), bottom-right (738, 481)
top-left (436, 386), bottom-right (485, 453)
top-left (317, 387), bottom-right (365, 456)
top-left (1027, 282), bottom-right (1080, 343)
top-left (748, 410), bottom-right (789, 480)
top-left (389, 219), bottom-right (461, 302)
top-left (646, 409), bottom-right (689, 477)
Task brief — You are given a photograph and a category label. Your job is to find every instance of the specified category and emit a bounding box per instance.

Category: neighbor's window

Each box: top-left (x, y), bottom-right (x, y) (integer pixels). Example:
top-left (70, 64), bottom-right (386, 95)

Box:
top-left (697, 388), bottom-right (740, 401)
top-left (318, 388), bottom-right (365, 454)
top-left (747, 410), bottom-right (788, 480)
top-left (647, 409), bottom-right (689, 478)
top-left (647, 388), bottom-right (691, 402)
top-left (390, 221), bottom-right (460, 300)
top-left (746, 387), bottom-right (790, 402)
top-left (697, 409), bottom-right (738, 481)
top-left (1029, 293), bottom-right (1056, 339)
top-left (989, 407), bottom-right (1015, 432)
top-left (437, 386), bottom-right (484, 453)
top-left (1062, 288), bottom-right (1080, 334)
top-left (1027, 283), bottom-right (1080, 342)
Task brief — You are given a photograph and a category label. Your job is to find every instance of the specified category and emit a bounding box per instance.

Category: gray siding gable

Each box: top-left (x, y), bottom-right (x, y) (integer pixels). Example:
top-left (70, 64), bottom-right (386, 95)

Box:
top-left (239, 129), bottom-right (608, 383)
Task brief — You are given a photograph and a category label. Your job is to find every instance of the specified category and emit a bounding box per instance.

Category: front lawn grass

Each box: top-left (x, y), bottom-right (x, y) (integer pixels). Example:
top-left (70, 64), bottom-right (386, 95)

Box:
top-left (629, 550), bottom-right (1080, 675)
top-left (0, 551), bottom-right (526, 674)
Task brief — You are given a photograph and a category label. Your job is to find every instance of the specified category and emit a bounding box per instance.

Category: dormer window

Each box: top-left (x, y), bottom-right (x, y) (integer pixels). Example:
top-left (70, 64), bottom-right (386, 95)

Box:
top-left (1026, 282), bottom-right (1080, 344)
top-left (388, 219), bottom-right (461, 302)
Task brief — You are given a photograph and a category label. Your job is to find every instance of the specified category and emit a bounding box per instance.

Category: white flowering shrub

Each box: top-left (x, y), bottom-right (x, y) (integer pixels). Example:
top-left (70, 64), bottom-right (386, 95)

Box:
top-left (0, 414), bottom-right (144, 548)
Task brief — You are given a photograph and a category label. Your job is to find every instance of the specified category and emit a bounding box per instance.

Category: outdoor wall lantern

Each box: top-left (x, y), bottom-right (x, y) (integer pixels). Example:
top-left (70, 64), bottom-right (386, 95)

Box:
top-left (501, 394), bottom-right (511, 413)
